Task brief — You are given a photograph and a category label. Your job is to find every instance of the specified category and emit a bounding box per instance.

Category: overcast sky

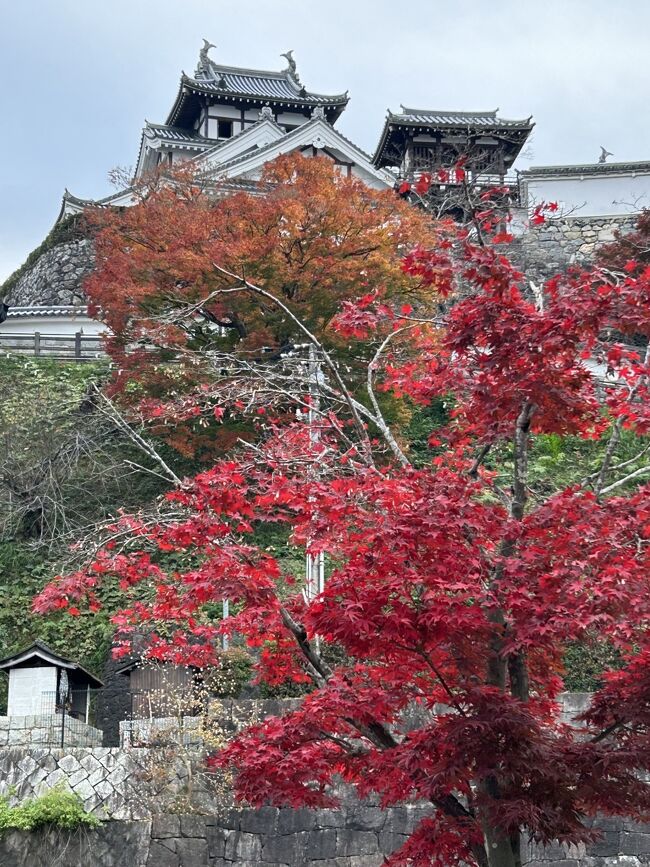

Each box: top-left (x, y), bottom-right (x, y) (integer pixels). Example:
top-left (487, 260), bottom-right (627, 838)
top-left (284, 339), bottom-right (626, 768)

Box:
top-left (1, 0), bottom-right (648, 282)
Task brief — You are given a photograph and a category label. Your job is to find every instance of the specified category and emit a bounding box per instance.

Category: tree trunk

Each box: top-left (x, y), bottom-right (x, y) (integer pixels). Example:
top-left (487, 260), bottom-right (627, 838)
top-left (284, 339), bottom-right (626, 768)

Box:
top-left (479, 401), bottom-right (534, 867)
top-left (482, 822), bottom-right (518, 867)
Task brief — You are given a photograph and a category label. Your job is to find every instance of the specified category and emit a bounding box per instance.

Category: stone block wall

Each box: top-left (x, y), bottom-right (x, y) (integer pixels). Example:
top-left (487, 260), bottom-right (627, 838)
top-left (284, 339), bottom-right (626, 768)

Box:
top-left (1, 812), bottom-right (650, 866)
top-left (117, 699), bottom-right (302, 748)
top-left (0, 747), bottom-right (196, 820)
top-left (0, 696), bottom-right (649, 864)
top-left (1, 209), bottom-right (640, 313)
top-left (514, 214), bottom-right (636, 281)
top-left (0, 714), bottom-right (102, 748)
top-left (0, 808), bottom-right (434, 867)
top-left (2, 238), bottom-right (94, 306)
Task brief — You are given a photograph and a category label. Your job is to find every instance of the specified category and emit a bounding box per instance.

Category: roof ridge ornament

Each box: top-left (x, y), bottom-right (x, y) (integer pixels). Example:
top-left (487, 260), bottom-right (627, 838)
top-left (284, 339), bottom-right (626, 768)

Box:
top-left (312, 106), bottom-right (326, 120)
top-left (259, 105), bottom-right (274, 120)
top-left (599, 145), bottom-right (614, 164)
top-left (196, 38), bottom-right (217, 78)
top-left (280, 50), bottom-right (301, 85)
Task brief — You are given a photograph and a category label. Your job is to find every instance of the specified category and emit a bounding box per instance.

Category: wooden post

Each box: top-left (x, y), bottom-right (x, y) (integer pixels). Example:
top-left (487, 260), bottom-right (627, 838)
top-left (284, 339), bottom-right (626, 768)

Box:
top-left (74, 332), bottom-right (82, 359)
top-left (34, 332), bottom-right (40, 357)
top-left (60, 696), bottom-right (66, 748)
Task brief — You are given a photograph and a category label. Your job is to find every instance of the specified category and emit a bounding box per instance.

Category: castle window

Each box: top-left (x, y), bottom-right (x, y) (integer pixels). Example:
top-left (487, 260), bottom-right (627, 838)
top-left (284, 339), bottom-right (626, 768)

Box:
top-left (217, 120), bottom-right (233, 139)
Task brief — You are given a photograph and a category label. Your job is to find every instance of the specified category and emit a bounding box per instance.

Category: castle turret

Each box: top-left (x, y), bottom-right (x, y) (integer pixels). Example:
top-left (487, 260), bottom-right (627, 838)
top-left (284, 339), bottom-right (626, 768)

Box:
top-left (373, 106), bottom-right (533, 190)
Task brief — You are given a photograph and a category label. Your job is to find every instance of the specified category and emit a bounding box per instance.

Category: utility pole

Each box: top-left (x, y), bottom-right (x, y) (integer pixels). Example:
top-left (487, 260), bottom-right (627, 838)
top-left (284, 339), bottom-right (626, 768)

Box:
top-left (304, 343), bottom-right (325, 604)
top-left (222, 598), bottom-right (229, 650)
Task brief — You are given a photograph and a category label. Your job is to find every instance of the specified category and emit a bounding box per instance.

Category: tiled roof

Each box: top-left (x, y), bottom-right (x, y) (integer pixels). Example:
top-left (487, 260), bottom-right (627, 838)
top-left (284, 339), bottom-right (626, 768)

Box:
top-left (373, 107), bottom-right (534, 169)
top-left (63, 189), bottom-right (130, 209)
top-left (135, 123), bottom-right (215, 178)
top-left (522, 160), bottom-right (650, 177)
top-left (6, 305), bottom-right (89, 318)
top-left (390, 107), bottom-right (533, 128)
top-left (194, 115), bottom-right (286, 164)
top-left (144, 122), bottom-right (212, 146)
top-left (166, 64), bottom-right (349, 129)
top-left (188, 65), bottom-right (348, 105)
top-left (0, 640), bottom-right (103, 687)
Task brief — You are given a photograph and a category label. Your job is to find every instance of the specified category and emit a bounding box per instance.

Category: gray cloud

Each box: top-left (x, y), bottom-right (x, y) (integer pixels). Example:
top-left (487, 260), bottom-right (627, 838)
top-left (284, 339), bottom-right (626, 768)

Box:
top-left (1, 0), bottom-right (648, 280)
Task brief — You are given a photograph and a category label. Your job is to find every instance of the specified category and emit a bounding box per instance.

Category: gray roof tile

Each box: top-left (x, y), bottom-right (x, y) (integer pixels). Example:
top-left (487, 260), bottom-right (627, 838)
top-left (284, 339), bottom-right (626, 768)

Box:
top-left (188, 66), bottom-right (347, 105)
top-left (7, 305), bottom-right (89, 318)
top-left (390, 107), bottom-right (532, 128)
top-left (145, 123), bottom-right (212, 145)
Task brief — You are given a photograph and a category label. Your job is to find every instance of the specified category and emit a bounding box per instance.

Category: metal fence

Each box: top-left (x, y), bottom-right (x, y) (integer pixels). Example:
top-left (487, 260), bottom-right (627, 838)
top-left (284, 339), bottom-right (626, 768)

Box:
top-left (0, 332), bottom-right (105, 360)
top-left (38, 689), bottom-right (103, 747)
top-left (121, 685), bottom-right (208, 747)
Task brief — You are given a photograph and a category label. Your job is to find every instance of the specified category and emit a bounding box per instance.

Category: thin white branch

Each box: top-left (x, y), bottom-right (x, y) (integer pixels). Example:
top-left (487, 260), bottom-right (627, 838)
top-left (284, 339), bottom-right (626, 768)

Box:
top-left (91, 386), bottom-right (184, 488)
top-left (599, 465), bottom-right (650, 495)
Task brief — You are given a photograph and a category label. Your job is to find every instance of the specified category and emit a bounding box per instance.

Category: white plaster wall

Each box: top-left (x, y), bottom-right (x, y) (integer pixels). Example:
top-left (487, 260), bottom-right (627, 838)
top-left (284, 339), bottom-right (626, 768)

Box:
top-left (275, 111), bottom-right (309, 127)
top-left (238, 157), bottom-right (388, 190)
top-left (350, 164), bottom-right (389, 189)
top-left (0, 315), bottom-right (106, 337)
top-left (207, 104), bottom-right (242, 120)
top-left (526, 172), bottom-right (650, 217)
top-left (170, 149), bottom-right (196, 164)
top-left (8, 667), bottom-right (56, 716)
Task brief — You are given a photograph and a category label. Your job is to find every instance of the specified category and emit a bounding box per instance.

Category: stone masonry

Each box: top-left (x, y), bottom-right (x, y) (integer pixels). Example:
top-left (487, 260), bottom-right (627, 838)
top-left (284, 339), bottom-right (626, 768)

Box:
top-left (1, 210), bottom-right (641, 314)
top-left (2, 238), bottom-right (94, 306)
top-left (0, 806), bottom-right (434, 867)
top-left (514, 214), bottom-right (637, 281)
top-left (0, 747), bottom-right (199, 820)
top-left (0, 714), bottom-right (102, 749)
top-left (1, 810), bottom-right (650, 866)
top-left (1, 696), bottom-right (650, 863)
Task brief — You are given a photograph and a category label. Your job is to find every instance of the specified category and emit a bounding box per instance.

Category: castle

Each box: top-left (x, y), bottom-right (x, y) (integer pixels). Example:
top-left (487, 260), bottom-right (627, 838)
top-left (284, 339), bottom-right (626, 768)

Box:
top-left (2, 42), bottom-right (650, 358)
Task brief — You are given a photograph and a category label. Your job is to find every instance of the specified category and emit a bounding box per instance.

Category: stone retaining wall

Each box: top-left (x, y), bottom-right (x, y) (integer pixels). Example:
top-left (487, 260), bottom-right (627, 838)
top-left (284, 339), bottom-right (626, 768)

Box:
top-left (0, 696), bottom-right (598, 822)
top-left (1, 812), bottom-right (650, 866)
top-left (0, 714), bottom-right (102, 748)
top-left (0, 747), bottom-right (197, 819)
top-left (514, 214), bottom-right (636, 280)
top-left (2, 238), bottom-right (94, 306)
top-left (2, 210), bottom-right (640, 313)
top-left (0, 695), bottom-right (647, 864)
top-left (0, 807), bottom-right (432, 867)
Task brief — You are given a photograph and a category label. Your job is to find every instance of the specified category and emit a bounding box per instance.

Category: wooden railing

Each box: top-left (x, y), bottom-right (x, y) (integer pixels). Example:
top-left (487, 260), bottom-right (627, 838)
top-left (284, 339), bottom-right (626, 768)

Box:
top-left (0, 332), bottom-right (106, 360)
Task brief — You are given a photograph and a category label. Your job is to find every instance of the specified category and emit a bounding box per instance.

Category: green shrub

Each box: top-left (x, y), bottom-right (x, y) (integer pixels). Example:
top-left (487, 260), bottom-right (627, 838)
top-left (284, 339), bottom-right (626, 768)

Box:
top-left (0, 785), bottom-right (100, 836)
top-left (562, 640), bottom-right (623, 692)
top-left (207, 647), bottom-right (254, 697)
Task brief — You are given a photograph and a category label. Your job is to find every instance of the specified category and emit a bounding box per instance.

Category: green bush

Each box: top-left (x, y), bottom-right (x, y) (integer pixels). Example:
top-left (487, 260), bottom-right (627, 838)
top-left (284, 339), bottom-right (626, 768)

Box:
top-left (562, 640), bottom-right (623, 692)
top-left (0, 786), bottom-right (100, 836)
top-left (207, 647), bottom-right (254, 697)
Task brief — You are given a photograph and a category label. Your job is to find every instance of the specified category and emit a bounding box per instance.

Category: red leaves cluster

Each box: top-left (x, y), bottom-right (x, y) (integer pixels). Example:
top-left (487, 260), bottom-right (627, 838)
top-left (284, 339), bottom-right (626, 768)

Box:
top-left (33, 160), bottom-right (650, 865)
top-left (34, 421), bottom-right (650, 861)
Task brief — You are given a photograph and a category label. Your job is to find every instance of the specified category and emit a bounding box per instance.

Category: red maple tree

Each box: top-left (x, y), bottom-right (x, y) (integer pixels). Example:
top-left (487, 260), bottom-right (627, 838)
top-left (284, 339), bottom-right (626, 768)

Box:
top-left (35, 155), bottom-right (650, 867)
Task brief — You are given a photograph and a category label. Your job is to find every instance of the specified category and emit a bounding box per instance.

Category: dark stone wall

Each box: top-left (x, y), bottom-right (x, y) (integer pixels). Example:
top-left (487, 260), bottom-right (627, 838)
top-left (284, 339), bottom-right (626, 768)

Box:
top-left (94, 654), bottom-right (132, 747)
top-left (2, 811), bottom-right (650, 866)
top-left (0, 806), bottom-right (431, 867)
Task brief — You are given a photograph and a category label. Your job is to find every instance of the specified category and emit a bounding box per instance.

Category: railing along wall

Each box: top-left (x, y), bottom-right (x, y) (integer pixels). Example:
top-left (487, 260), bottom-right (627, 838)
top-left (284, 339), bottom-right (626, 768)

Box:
top-left (0, 332), bottom-right (105, 360)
